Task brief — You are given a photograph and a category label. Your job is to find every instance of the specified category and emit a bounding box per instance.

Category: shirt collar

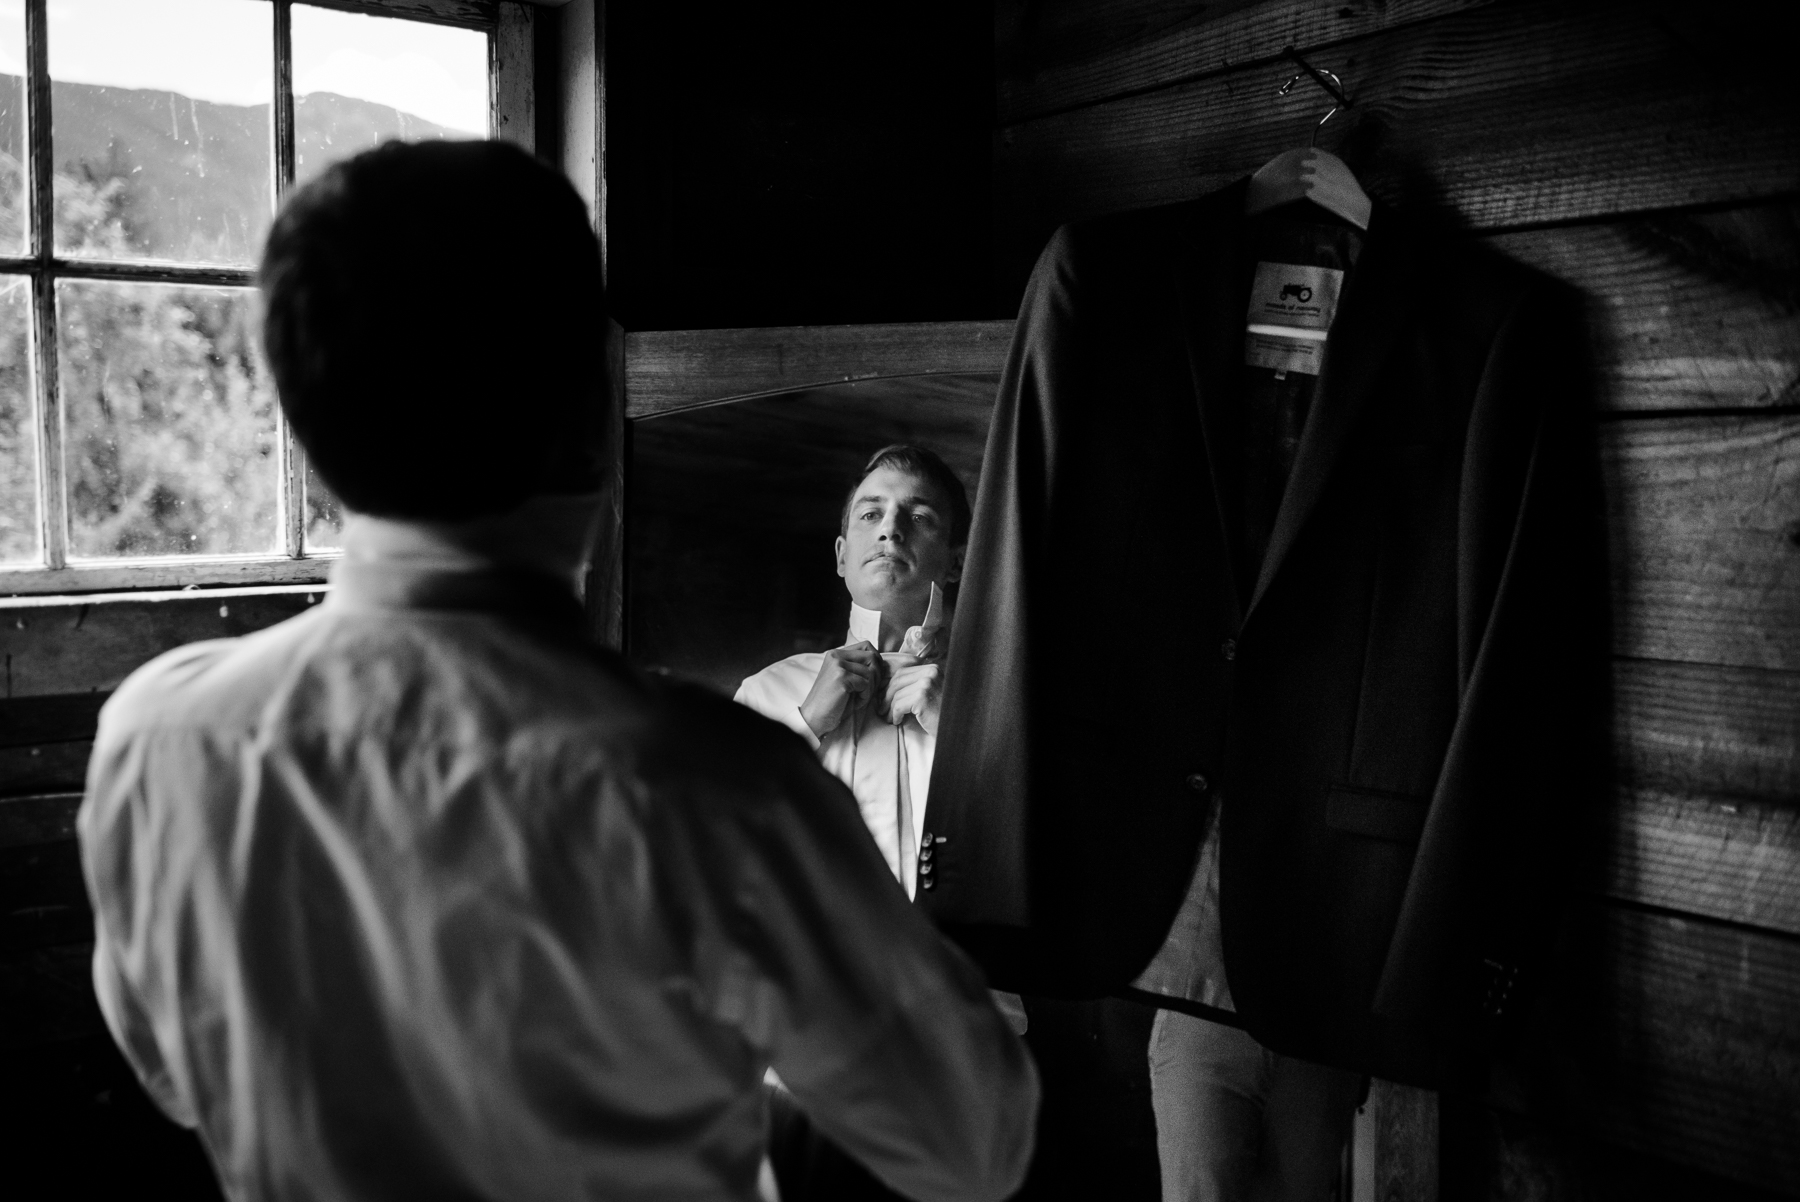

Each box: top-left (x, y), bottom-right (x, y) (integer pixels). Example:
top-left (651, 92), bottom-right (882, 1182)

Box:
top-left (328, 558), bottom-right (589, 642)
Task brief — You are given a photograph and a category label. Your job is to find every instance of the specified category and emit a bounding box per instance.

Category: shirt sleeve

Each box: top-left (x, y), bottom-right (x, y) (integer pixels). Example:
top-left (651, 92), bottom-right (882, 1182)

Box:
top-left (715, 738), bottom-right (1040, 1202)
top-left (78, 727), bottom-right (199, 1131)
top-left (735, 663), bottom-right (822, 751)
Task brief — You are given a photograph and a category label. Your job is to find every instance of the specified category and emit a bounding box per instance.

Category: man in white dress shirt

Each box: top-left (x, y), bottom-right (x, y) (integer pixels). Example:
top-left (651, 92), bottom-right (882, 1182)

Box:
top-left (76, 143), bottom-right (1037, 1202)
top-left (735, 444), bottom-right (968, 903)
top-left (736, 446), bottom-right (1030, 1200)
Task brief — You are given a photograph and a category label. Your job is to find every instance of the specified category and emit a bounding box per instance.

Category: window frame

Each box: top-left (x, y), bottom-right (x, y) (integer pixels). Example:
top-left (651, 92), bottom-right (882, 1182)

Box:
top-left (0, 0), bottom-right (534, 596)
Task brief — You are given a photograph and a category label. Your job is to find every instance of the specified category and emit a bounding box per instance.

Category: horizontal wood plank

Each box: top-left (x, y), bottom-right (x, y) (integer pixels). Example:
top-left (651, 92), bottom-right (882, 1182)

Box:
top-left (1600, 789), bottom-right (1800, 938)
top-left (623, 322), bottom-right (1013, 418)
top-left (0, 794), bottom-right (83, 851)
top-left (625, 196), bottom-right (1799, 420)
top-left (1604, 415), bottom-right (1800, 671)
top-left (1613, 658), bottom-right (1799, 804)
top-left (0, 742), bottom-right (93, 799)
top-left (994, 0), bottom-right (1799, 289)
top-left (1493, 204), bottom-right (1800, 413)
top-left (0, 591), bottom-right (318, 698)
top-left (0, 556), bottom-right (333, 597)
top-left (1598, 659), bottom-right (1800, 936)
top-left (996, 0), bottom-right (1492, 124)
top-left (293, 0), bottom-right (494, 29)
top-left (1542, 901), bottom-right (1800, 1195)
top-left (0, 694), bottom-right (109, 750)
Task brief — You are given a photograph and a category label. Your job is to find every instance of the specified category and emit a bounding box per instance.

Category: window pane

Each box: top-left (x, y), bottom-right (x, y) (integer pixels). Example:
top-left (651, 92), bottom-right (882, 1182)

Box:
top-left (0, 1), bottom-right (27, 256)
top-left (49, 0), bottom-right (273, 266)
top-left (0, 274), bottom-right (36, 563)
top-left (59, 280), bottom-right (279, 559)
top-left (304, 457), bottom-right (341, 550)
top-left (293, 4), bottom-right (487, 187)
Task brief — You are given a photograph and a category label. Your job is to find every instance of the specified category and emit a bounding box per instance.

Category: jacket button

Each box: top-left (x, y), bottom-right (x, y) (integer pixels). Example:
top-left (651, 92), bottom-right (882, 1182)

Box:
top-left (1220, 638), bottom-right (1237, 661)
top-left (921, 877), bottom-right (936, 890)
top-left (1185, 773), bottom-right (1209, 794)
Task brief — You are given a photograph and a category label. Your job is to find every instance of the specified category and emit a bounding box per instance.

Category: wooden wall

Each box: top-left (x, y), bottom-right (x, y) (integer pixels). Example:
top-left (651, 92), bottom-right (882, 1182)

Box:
top-left (985, 0), bottom-right (1798, 1197)
top-left (0, 589), bottom-right (318, 1198)
top-left (617, 1), bottom-right (1798, 1198)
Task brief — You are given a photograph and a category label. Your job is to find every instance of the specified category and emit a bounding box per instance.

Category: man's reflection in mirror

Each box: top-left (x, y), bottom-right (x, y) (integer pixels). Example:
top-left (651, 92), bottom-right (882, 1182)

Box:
top-left (736, 444), bottom-right (1029, 1199)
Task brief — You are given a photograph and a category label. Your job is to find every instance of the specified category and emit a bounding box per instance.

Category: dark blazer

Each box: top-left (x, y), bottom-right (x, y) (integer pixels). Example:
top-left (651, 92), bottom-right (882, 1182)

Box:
top-left (920, 179), bottom-right (1602, 1087)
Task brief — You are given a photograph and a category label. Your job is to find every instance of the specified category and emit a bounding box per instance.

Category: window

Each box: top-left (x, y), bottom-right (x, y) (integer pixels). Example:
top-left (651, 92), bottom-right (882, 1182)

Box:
top-left (0, 0), bottom-right (531, 594)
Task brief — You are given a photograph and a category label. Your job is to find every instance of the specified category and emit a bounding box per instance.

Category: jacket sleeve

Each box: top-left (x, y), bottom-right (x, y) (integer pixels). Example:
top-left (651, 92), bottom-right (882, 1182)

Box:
top-left (721, 734), bottom-right (1041, 1202)
top-left (1374, 282), bottom-right (1604, 1026)
top-left (921, 227), bottom-right (1082, 934)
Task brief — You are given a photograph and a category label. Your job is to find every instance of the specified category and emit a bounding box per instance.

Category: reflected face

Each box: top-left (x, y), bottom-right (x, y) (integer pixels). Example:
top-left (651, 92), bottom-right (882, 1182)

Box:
top-left (836, 466), bottom-right (963, 618)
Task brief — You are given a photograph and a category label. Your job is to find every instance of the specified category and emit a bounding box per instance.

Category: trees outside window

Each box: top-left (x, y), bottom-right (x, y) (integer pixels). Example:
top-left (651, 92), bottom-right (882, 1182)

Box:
top-left (0, 0), bottom-right (521, 594)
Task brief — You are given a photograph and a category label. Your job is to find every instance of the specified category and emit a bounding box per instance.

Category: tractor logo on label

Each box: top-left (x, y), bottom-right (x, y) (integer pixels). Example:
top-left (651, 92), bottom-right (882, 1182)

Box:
top-left (1279, 283), bottom-right (1313, 303)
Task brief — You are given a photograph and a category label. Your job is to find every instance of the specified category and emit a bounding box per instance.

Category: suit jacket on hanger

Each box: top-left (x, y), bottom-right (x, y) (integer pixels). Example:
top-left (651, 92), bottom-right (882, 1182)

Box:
top-left (920, 179), bottom-right (1603, 1087)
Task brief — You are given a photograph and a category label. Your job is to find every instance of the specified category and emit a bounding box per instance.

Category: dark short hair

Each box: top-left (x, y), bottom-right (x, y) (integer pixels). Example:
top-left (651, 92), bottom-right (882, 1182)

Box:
top-left (259, 140), bottom-right (607, 521)
top-left (840, 444), bottom-right (971, 548)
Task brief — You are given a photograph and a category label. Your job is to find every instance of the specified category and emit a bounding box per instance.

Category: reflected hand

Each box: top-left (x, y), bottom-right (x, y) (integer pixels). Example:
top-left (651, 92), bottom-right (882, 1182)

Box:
top-left (882, 656), bottom-right (943, 734)
top-left (800, 641), bottom-right (880, 739)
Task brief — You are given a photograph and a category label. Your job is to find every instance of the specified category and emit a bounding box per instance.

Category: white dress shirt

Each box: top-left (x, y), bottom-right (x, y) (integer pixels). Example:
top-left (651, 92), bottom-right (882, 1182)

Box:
top-left (77, 556), bottom-right (1038, 1202)
top-left (735, 607), bottom-right (1030, 1038)
top-left (733, 608), bottom-right (934, 899)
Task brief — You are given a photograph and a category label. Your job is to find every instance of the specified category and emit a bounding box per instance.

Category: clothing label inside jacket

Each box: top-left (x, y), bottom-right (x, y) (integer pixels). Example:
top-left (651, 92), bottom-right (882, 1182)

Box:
top-left (1244, 262), bottom-right (1345, 376)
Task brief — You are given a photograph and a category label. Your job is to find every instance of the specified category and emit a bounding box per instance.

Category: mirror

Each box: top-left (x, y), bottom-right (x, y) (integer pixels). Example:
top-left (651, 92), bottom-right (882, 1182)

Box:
top-left (625, 372), bottom-right (998, 694)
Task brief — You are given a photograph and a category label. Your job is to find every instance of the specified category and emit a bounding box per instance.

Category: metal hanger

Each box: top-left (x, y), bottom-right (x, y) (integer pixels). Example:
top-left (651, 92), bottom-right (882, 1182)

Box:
top-left (1244, 47), bottom-right (1372, 230)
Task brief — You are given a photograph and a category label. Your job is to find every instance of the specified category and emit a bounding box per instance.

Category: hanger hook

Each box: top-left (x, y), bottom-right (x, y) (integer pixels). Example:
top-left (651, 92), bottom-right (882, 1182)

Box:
top-left (1275, 48), bottom-right (1352, 148)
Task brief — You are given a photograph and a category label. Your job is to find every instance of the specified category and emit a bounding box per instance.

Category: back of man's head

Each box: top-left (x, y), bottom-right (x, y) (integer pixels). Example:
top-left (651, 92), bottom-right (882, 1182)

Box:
top-left (260, 139), bottom-right (606, 522)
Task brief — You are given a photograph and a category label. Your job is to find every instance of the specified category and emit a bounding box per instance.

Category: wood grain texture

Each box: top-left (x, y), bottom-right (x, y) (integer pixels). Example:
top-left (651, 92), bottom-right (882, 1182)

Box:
top-left (994, 0), bottom-right (1800, 293)
top-left (623, 196), bottom-right (1799, 420)
top-left (1604, 415), bottom-right (1800, 671)
top-left (996, 0), bottom-right (1493, 124)
top-left (556, 0), bottom-right (600, 235)
top-left (1614, 658), bottom-right (1799, 805)
top-left (0, 794), bottom-right (82, 851)
top-left (0, 591), bottom-right (317, 698)
top-left (585, 318), bottom-right (626, 649)
top-left (1493, 203), bottom-right (1800, 413)
top-left (492, 2), bottom-right (535, 151)
top-left (623, 322), bottom-right (1013, 418)
top-left (1541, 901), bottom-right (1800, 1196)
top-left (1602, 656), bottom-right (1800, 933)
top-left (0, 555), bottom-right (332, 597)
top-left (1601, 789), bottom-right (1800, 938)
top-left (292, 0), bottom-right (495, 29)
top-left (0, 742), bottom-right (92, 799)
top-left (1368, 1077), bottom-right (1440, 1202)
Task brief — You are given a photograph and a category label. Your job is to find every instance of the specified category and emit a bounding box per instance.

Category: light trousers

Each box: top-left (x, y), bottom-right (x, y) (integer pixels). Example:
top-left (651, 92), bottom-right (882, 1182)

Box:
top-left (1148, 1009), bottom-right (1363, 1202)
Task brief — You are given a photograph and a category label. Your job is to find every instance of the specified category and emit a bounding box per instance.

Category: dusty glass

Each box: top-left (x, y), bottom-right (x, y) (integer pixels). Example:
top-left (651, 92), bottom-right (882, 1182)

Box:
top-left (293, 3), bottom-right (488, 186)
top-left (49, 0), bottom-right (273, 266)
top-left (304, 457), bottom-right (341, 550)
top-left (59, 280), bottom-right (279, 558)
top-left (0, 274), bottom-right (36, 562)
top-left (0, 1), bottom-right (27, 256)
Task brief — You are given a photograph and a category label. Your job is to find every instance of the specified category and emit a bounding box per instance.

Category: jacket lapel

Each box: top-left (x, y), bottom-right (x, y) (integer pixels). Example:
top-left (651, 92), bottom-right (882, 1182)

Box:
top-left (1173, 183), bottom-right (1252, 623)
top-left (1244, 207), bottom-right (1414, 619)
